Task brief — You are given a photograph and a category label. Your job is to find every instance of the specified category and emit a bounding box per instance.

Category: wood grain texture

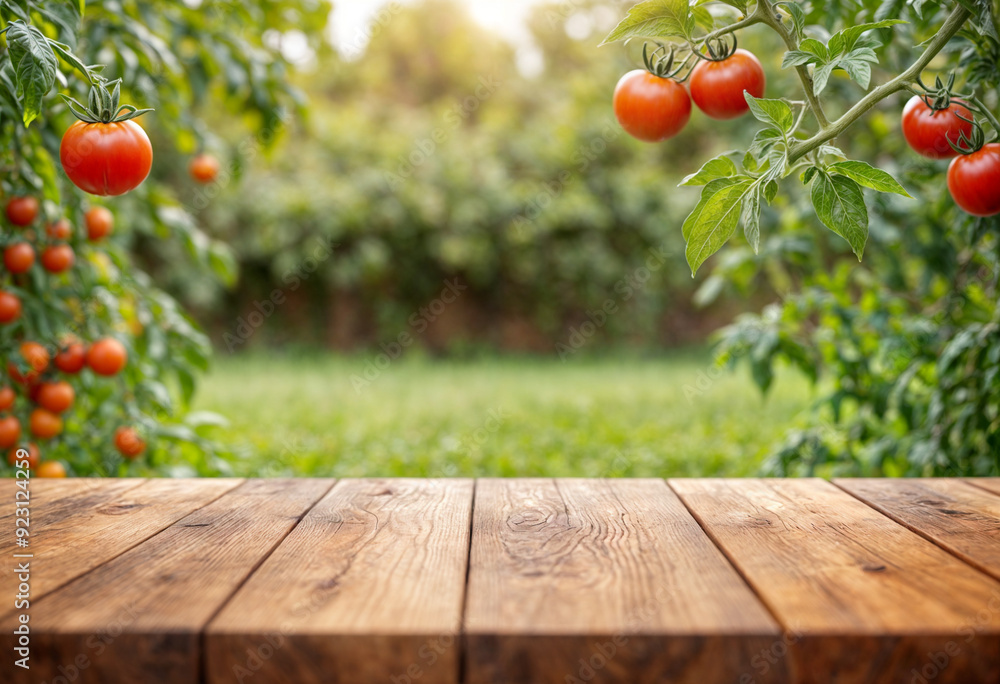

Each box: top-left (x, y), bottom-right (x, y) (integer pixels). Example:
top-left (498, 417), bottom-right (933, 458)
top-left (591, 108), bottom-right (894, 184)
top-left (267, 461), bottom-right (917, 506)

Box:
top-left (0, 478), bottom-right (241, 613)
top-left (2, 479), bottom-right (332, 684)
top-left (837, 478), bottom-right (1000, 582)
top-left (671, 478), bottom-right (1000, 684)
top-left (206, 478), bottom-right (474, 684)
top-left (464, 478), bottom-right (785, 684)
top-left (968, 478), bottom-right (1000, 498)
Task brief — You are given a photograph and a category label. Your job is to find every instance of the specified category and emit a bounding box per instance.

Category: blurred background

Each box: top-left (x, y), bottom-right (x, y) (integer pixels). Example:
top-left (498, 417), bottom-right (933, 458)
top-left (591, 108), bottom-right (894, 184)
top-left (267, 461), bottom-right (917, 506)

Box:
top-left (124, 0), bottom-right (998, 478)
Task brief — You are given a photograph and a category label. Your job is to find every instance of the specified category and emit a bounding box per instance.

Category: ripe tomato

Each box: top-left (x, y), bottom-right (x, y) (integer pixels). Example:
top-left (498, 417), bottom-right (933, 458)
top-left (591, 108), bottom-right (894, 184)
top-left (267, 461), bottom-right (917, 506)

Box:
top-left (37, 381), bottom-right (74, 414)
top-left (4, 243), bottom-right (35, 274)
top-left (689, 49), bottom-right (766, 120)
top-left (902, 97), bottom-right (974, 160)
top-left (0, 416), bottom-right (20, 448)
top-left (7, 443), bottom-right (39, 469)
top-left (6, 197), bottom-right (39, 226)
top-left (0, 387), bottom-right (14, 411)
top-left (613, 70), bottom-right (691, 142)
top-left (29, 408), bottom-right (62, 439)
top-left (948, 143), bottom-right (1000, 217)
top-left (46, 218), bottom-right (73, 240)
top-left (60, 120), bottom-right (153, 196)
top-left (0, 291), bottom-right (22, 323)
top-left (190, 154), bottom-right (221, 183)
top-left (35, 460), bottom-right (66, 478)
top-left (55, 343), bottom-right (87, 374)
top-left (85, 206), bottom-right (114, 241)
top-left (9, 341), bottom-right (50, 384)
top-left (115, 426), bottom-right (147, 458)
top-left (87, 338), bottom-right (128, 376)
top-left (41, 244), bottom-right (75, 274)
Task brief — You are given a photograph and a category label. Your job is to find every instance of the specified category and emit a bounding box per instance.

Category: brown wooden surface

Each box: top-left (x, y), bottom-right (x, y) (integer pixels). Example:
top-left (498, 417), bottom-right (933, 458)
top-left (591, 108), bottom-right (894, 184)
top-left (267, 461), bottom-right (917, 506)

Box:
top-left (0, 478), bottom-right (241, 614)
top-left (670, 478), bottom-right (1000, 684)
top-left (836, 478), bottom-right (1000, 582)
top-left (2, 479), bottom-right (332, 684)
top-left (205, 479), bottom-right (474, 684)
top-left (464, 479), bottom-right (784, 684)
top-left (4, 477), bottom-right (1000, 684)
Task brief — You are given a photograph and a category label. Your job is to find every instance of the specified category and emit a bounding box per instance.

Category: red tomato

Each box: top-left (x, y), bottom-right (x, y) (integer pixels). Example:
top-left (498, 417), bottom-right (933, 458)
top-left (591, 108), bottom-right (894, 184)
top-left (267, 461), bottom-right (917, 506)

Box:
top-left (902, 97), bottom-right (974, 160)
top-left (7, 443), bottom-right (39, 469)
top-left (41, 244), bottom-right (75, 274)
top-left (689, 49), bottom-right (766, 120)
top-left (114, 426), bottom-right (147, 458)
top-left (29, 408), bottom-right (62, 439)
top-left (0, 387), bottom-right (14, 411)
top-left (613, 70), bottom-right (691, 142)
top-left (948, 143), bottom-right (1000, 217)
top-left (55, 343), bottom-right (87, 374)
top-left (85, 206), bottom-right (114, 241)
top-left (6, 197), bottom-right (39, 226)
top-left (35, 460), bottom-right (66, 477)
top-left (46, 218), bottom-right (73, 240)
top-left (87, 338), bottom-right (128, 376)
top-left (189, 154), bottom-right (221, 183)
top-left (0, 291), bottom-right (22, 324)
top-left (0, 416), bottom-right (20, 448)
top-left (60, 120), bottom-right (153, 196)
top-left (4, 243), bottom-right (35, 274)
top-left (9, 341), bottom-right (50, 385)
top-left (37, 381), bottom-right (75, 414)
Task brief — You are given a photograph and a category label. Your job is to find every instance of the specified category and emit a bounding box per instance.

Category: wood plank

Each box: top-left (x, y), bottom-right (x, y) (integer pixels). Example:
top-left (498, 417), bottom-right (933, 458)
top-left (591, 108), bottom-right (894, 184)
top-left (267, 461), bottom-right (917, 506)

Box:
top-left (206, 478), bottom-right (474, 684)
top-left (837, 478), bottom-right (1000, 582)
top-left (464, 478), bottom-right (785, 684)
top-left (2, 479), bottom-right (333, 684)
top-left (671, 478), bottom-right (1000, 684)
top-left (0, 478), bottom-right (241, 611)
top-left (968, 478), bottom-right (1000, 498)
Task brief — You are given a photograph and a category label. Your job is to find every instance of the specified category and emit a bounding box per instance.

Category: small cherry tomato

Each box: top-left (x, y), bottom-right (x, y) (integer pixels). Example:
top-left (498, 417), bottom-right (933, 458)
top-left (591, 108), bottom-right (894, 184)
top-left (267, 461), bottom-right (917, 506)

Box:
top-left (0, 387), bottom-right (15, 412)
top-left (189, 153), bottom-right (221, 183)
top-left (7, 443), bottom-right (39, 469)
top-left (85, 206), bottom-right (114, 241)
top-left (29, 408), bottom-right (63, 439)
top-left (35, 460), bottom-right (66, 477)
top-left (948, 143), bottom-right (1000, 217)
top-left (0, 291), bottom-right (22, 324)
top-left (87, 337), bottom-right (128, 376)
top-left (37, 381), bottom-right (75, 414)
top-left (613, 70), bottom-right (691, 142)
top-left (9, 341), bottom-right (50, 384)
top-left (55, 343), bottom-right (87, 374)
top-left (0, 416), bottom-right (20, 448)
top-left (689, 49), bottom-right (766, 120)
top-left (46, 218), bottom-right (73, 240)
top-left (6, 196), bottom-right (39, 226)
top-left (4, 243), bottom-right (35, 274)
top-left (41, 244), bottom-right (75, 274)
top-left (115, 426), bottom-right (147, 458)
top-left (902, 96), bottom-right (974, 160)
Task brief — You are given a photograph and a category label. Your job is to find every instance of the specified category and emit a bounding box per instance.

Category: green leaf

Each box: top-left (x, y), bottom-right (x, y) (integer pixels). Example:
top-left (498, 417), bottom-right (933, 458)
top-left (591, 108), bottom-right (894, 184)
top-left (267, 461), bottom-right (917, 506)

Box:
top-left (48, 39), bottom-right (91, 80)
top-left (601, 0), bottom-right (694, 44)
top-left (811, 172), bottom-right (869, 259)
top-left (6, 21), bottom-right (59, 125)
top-left (777, 1), bottom-right (806, 40)
top-left (742, 187), bottom-right (762, 253)
top-left (829, 19), bottom-right (906, 54)
top-left (679, 154), bottom-right (737, 186)
top-left (744, 94), bottom-right (794, 132)
top-left (829, 160), bottom-right (912, 198)
top-left (782, 50), bottom-right (815, 68)
top-left (683, 178), bottom-right (754, 274)
top-left (813, 61), bottom-right (838, 95)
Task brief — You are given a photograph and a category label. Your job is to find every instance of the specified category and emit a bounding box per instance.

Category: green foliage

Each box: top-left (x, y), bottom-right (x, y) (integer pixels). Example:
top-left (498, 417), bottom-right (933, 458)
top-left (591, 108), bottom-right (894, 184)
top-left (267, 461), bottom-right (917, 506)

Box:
top-left (0, 0), bottom-right (330, 474)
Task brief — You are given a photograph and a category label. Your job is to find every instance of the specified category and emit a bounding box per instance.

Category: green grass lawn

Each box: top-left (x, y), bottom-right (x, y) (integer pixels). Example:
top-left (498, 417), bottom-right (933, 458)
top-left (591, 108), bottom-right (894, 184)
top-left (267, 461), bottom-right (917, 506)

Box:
top-left (194, 351), bottom-right (814, 477)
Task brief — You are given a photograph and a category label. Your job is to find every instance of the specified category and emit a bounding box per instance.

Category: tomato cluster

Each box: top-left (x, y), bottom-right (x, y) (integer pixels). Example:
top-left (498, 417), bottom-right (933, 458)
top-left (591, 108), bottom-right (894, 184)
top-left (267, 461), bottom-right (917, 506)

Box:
top-left (613, 45), bottom-right (765, 143)
top-left (2, 195), bottom-right (146, 473)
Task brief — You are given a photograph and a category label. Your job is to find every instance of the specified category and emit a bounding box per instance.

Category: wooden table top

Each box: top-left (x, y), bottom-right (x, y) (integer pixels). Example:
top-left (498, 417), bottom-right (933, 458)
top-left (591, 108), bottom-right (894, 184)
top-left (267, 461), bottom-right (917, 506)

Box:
top-left (3, 478), bottom-right (1000, 683)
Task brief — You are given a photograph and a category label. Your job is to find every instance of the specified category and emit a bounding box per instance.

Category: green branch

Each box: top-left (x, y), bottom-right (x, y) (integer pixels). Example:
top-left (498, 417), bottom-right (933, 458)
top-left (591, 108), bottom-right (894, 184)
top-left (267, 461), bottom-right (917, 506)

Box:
top-left (788, 5), bottom-right (972, 163)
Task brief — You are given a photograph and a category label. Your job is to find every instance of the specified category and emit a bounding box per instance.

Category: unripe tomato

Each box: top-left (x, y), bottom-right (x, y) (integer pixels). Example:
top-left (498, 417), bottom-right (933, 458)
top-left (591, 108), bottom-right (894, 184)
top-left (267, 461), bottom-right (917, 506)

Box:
top-left (6, 196), bottom-right (39, 226)
top-left (85, 206), bottom-right (114, 241)
top-left (46, 218), bottom-right (73, 240)
top-left (29, 408), bottom-right (62, 439)
top-left (115, 426), bottom-right (147, 458)
top-left (4, 243), bottom-right (35, 274)
top-left (0, 291), bottom-right (22, 323)
top-left (35, 460), bottom-right (66, 478)
top-left (947, 143), bottom-right (1000, 217)
top-left (0, 416), bottom-right (21, 448)
top-left (87, 338), bottom-right (128, 376)
top-left (613, 70), bottom-right (691, 142)
top-left (54, 343), bottom-right (87, 374)
top-left (689, 49), bottom-right (766, 120)
top-left (901, 97), bottom-right (974, 160)
top-left (189, 153), bottom-right (221, 183)
top-left (0, 387), bottom-right (15, 411)
top-left (60, 120), bottom-right (153, 196)
top-left (37, 381), bottom-right (74, 414)
top-left (7, 443), bottom-right (39, 469)
top-left (9, 341), bottom-right (50, 384)
top-left (41, 244), bottom-right (75, 274)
